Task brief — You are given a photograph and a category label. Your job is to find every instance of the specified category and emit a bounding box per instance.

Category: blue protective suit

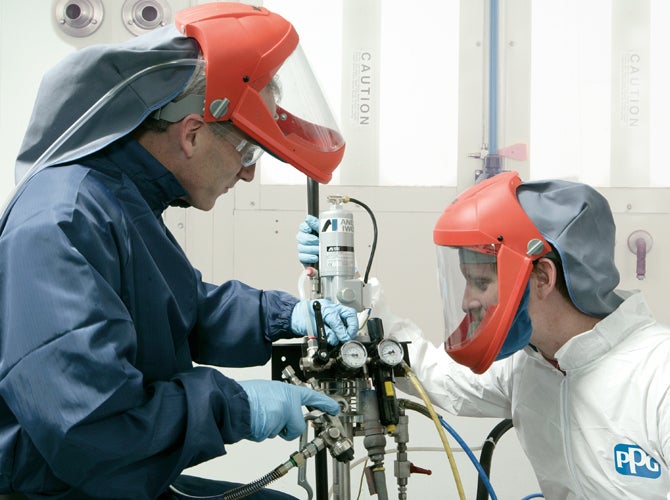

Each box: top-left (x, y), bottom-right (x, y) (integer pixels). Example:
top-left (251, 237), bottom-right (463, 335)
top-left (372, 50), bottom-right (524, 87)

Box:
top-left (0, 135), bottom-right (299, 499)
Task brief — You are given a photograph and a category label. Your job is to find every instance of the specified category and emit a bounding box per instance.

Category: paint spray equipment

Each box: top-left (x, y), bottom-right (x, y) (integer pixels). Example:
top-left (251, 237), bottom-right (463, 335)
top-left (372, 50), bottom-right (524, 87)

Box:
top-left (317, 195), bottom-right (365, 312)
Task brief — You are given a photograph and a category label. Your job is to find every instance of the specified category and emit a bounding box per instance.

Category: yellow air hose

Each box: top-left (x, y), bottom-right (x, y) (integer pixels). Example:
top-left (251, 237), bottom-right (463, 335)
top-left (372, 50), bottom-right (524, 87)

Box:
top-left (401, 361), bottom-right (467, 500)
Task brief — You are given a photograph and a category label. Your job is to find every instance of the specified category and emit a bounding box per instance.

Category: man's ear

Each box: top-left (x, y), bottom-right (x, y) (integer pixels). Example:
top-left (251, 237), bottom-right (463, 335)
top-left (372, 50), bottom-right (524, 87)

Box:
top-left (533, 257), bottom-right (558, 300)
top-left (178, 114), bottom-right (206, 159)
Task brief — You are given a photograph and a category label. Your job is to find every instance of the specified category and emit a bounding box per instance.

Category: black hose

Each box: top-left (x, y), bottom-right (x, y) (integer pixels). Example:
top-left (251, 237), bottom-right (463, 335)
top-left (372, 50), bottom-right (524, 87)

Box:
top-left (315, 448), bottom-right (329, 500)
top-left (346, 197), bottom-right (377, 284)
top-left (222, 466), bottom-right (286, 500)
top-left (398, 399), bottom-right (431, 419)
top-left (476, 419), bottom-right (513, 500)
top-left (168, 465), bottom-right (288, 500)
top-left (399, 400), bottom-right (513, 500)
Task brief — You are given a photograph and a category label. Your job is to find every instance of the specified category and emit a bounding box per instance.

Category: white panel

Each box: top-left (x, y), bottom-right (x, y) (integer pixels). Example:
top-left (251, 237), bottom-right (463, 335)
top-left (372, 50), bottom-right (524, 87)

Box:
top-left (610, 0), bottom-right (650, 186)
top-left (529, 0), bottom-right (612, 185)
top-left (377, 0), bottom-right (460, 187)
top-left (339, 0), bottom-right (381, 185)
top-left (529, 0), bottom-right (670, 189)
top-left (500, 0), bottom-right (531, 179)
top-left (649, 0), bottom-right (670, 185)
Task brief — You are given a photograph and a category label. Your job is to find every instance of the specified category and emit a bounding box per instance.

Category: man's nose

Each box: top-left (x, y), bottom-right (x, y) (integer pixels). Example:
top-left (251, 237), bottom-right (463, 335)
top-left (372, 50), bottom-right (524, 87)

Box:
top-left (462, 289), bottom-right (481, 313)
top-left (239, 164), bottom-right (256, 182)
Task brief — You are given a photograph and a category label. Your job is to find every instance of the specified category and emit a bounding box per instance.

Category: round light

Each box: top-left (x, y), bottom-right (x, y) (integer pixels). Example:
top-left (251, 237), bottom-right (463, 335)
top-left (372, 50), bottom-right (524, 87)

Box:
top-left (122, 0), bottom-right (172, 36)
top-left (55, 0), bottom-right (104, 37)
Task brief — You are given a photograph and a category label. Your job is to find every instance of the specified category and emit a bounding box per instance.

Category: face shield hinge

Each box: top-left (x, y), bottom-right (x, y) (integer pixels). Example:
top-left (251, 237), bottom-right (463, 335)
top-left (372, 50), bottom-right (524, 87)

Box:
top-left (209, 98), bottom-right (230, 119)
top-left (526, 238), bottom-right (545, 256)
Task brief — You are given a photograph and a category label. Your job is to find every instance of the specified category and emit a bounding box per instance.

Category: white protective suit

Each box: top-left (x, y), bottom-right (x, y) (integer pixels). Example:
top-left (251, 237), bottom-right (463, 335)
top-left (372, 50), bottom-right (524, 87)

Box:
top-left (379, 285), bottom-right (670, 499)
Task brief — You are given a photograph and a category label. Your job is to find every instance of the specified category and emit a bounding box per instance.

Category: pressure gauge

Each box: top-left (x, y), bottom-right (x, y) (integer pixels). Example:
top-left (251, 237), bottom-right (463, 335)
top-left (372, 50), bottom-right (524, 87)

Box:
top-left (339, 341), bottom-right (368, 369)
top-left (377, 338), bottom-right (404, 366)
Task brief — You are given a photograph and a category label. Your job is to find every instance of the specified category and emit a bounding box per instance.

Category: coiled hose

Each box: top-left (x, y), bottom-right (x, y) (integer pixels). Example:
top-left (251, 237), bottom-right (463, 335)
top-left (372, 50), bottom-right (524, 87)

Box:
top-left (220, 465), bottom-right (290, 500)
top-left (169, 451), bottom-right (297, 499)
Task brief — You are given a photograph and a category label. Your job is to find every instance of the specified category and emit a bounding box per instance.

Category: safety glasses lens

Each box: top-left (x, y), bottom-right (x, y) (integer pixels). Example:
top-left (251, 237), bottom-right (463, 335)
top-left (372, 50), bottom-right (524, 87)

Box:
top-left (237, 140), bottom-right (264, 167)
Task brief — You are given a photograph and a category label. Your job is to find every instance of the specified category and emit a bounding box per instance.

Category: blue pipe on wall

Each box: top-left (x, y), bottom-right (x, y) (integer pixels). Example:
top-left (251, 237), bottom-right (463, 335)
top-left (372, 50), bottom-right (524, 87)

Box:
top-left (488, 0), bottom-right (499, 155)
top-left (477, 0), bottom-right (503, 182)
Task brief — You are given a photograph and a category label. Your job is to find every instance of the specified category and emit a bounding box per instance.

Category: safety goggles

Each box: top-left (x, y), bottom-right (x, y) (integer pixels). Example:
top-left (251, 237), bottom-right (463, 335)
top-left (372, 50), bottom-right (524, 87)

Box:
top-left (234, 137), bottom-right (264, 168)
top-left (215, 122), bottom-right (265, 168)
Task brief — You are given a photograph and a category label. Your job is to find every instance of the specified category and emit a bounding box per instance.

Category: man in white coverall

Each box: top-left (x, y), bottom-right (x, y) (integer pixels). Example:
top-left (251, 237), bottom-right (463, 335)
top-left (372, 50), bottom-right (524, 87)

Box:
top-left (297, 170), bottom-right (670, 498)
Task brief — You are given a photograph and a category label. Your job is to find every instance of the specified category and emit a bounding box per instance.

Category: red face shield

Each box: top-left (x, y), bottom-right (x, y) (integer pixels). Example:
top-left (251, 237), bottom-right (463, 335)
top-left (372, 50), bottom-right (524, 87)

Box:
top-left (433, 172), bottom-right (550, 373)
top-left (175, 4), bottom-right (344, 183)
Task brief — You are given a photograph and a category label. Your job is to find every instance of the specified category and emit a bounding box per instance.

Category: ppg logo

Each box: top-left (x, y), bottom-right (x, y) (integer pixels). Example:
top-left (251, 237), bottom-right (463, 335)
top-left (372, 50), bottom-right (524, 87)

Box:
top-left (614, 444), bottom-right (661, 478)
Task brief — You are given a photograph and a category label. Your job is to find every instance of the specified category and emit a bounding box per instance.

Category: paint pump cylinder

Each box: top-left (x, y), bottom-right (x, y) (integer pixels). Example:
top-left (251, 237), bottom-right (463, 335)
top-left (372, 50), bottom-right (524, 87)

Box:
top-left (319, 196), bottom-right (357, 304)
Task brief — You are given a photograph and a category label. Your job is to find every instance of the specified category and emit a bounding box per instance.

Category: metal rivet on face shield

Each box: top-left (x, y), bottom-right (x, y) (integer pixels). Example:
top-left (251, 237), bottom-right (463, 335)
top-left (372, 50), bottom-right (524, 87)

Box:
top-left (527, 238), bottom-right (545, 256)
top-left (209, 98), bottom-right (230, 119)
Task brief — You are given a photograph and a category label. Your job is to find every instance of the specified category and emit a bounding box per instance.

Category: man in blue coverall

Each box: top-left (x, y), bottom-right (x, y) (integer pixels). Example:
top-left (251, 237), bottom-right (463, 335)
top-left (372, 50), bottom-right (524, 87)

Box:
top-left (0, 3), bottom-right (356, 499)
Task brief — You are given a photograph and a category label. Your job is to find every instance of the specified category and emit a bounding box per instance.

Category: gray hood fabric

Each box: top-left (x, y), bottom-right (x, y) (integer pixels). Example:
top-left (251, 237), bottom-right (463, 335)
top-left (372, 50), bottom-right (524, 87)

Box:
top-left (14, 24), bottom-right (199, 183)
top-left (517, 179), bottom-right (624, 317)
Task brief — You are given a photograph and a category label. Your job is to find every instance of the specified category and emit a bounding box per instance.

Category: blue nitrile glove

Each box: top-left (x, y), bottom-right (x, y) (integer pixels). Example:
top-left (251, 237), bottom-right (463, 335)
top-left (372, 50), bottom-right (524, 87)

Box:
top-left (238, 380), bottom-right (339, 442)
top-left (296, 215), bottom-right (320, 266)
top-left (291, 299), bottom-right (359, 345)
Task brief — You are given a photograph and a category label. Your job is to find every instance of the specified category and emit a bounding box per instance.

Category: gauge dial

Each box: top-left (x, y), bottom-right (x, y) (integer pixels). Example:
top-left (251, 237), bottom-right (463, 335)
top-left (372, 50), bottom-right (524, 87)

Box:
top-left (339, 341), bottom-right (368, 369)
top-left (377, 338), bottom-right (404, 366)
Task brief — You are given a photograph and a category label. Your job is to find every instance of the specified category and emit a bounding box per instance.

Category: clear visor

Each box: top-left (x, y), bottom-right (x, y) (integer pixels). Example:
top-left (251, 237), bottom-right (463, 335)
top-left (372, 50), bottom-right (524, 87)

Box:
top-left (436, 245), bottom-right (500, 352)
top-left (270, 45), bottom-right (344, 153)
